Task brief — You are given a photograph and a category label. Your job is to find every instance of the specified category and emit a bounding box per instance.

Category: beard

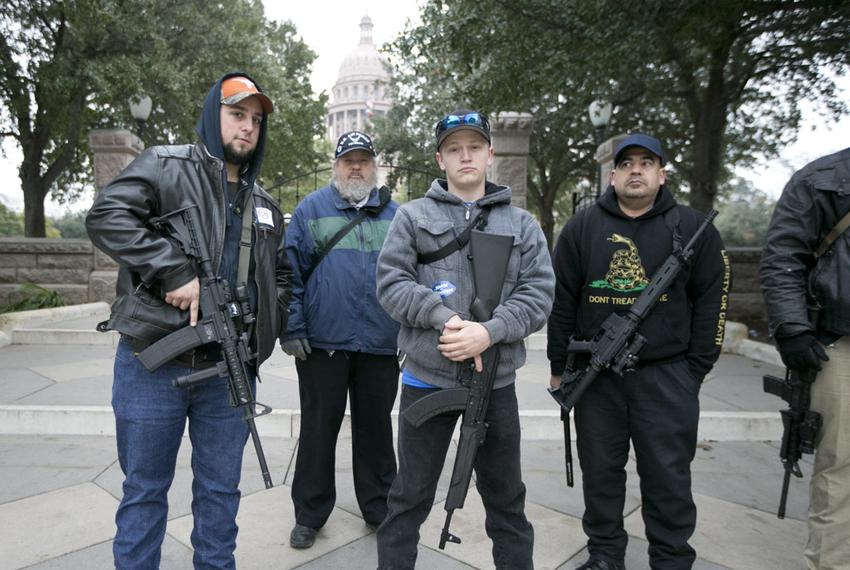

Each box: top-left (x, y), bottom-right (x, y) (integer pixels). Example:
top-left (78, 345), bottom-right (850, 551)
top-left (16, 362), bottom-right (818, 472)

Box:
top-left (223, 141), bottom-right (254, 167)
top-left (334, 168), bottom-right (378, 204)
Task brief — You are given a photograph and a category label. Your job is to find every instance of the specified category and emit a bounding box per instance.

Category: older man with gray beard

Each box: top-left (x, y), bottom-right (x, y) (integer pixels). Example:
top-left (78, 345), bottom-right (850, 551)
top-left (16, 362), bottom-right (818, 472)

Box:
top-left (281, 131), bottom-right (401, 549)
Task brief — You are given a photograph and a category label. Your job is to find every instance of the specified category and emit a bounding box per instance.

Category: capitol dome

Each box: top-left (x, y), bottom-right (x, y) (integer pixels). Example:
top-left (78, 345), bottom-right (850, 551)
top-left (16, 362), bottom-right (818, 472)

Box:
top-left (337, 16), bottom-right (390, 82)
top-left (327, 15), bottom-right (393, 142)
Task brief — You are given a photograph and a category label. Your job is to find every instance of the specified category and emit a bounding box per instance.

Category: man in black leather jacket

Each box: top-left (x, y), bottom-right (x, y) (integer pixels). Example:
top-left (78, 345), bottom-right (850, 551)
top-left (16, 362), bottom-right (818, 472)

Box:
top-left (761, 147), bottom-right (850, 570)
top-left (86, 72), bottom-right (291, 569)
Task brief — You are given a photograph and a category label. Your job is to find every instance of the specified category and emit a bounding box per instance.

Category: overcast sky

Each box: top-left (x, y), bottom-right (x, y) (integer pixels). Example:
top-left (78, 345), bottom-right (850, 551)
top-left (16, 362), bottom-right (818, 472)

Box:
top-left (0, 0), bottom-right (847, 214)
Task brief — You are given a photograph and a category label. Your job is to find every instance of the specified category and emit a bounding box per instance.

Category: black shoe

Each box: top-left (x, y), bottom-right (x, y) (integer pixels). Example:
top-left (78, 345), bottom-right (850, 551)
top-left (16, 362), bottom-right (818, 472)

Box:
top-left (289, 524), bottom-right (317, 549)
top-left (576, 558), bottom-right (625, 570)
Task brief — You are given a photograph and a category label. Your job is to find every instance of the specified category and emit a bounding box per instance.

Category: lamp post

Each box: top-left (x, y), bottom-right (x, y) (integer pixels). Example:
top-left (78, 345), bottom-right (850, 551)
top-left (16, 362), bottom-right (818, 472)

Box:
top-left (129, 95), bottom-right (153, 139)
top-left (588, 99), bottom-right (613, 199)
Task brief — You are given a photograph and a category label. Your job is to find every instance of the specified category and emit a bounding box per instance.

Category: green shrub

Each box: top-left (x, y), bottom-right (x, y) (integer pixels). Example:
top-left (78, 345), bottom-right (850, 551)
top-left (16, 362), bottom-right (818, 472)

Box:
top-left (0, 283), bottom-right (65, 313)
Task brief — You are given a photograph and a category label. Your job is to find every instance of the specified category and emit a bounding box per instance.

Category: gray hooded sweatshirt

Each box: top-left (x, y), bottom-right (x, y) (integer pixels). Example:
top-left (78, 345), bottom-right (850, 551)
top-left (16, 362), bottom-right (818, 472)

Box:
top-left (376, 179), bottom-right (555, 389)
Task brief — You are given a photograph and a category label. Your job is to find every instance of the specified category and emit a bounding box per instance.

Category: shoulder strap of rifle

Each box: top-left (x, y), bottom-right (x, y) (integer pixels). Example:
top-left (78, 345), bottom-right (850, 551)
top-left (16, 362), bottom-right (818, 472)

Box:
top-left (301, 187), bottom-right (391, 284)
top-left (815, 208), bottom-right (850, 258)
top-left (237, 193), bottom-right (254, 286)
top-left (418, 207), bottom-right (491, 265)
top-left (663, 205), bottom-right (683, 253)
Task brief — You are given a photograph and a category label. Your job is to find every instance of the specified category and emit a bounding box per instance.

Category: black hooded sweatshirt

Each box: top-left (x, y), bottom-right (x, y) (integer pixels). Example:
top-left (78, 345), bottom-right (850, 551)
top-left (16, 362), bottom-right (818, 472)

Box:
top-left (547, 185), bottom-right (730, 382)
top-left (196, 71), bottom-right (269, 301)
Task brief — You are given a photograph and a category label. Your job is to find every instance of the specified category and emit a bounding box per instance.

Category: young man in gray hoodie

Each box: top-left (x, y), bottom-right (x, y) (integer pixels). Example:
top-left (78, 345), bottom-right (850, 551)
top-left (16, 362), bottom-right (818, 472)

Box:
top-left (374, 110), bottom-right (555, 569)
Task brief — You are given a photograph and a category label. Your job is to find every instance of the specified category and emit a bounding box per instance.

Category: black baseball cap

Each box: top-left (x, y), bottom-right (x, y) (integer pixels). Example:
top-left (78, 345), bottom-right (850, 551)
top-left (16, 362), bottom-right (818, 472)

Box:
top-left (614, 133), bottom-right (666, 166)
top-left (335, 131), bottom-right (377, 158)
top-left (435, 109), bottom-right (491, 149)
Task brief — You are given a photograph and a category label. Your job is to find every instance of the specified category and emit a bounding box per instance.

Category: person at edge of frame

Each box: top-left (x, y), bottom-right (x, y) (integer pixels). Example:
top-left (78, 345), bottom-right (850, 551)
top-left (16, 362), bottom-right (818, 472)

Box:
top-left (760, 146), bottom-right (850, 570)
top-left (85, 72), bottom-right (291, 569)
top-left (547, 133), bottom-right (729, 570)
top-left (281, 130), bottom-right (401, 549)
top-left (374, 108), bottom-right (555, 569)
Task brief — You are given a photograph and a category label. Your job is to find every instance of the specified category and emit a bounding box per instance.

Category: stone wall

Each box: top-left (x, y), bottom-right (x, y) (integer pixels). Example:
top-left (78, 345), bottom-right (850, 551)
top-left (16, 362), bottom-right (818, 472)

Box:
top-left (0, 238), bottom-right (117, 307)
top-left (1, 238), bottom-right (767, 331)
top-left (727, 246), bottom-right (767, 334)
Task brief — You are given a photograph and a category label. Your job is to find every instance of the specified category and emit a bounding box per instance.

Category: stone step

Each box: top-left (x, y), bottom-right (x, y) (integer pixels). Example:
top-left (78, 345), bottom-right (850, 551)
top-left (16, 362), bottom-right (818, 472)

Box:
top-left (0, 404), bottom-right (781, 442)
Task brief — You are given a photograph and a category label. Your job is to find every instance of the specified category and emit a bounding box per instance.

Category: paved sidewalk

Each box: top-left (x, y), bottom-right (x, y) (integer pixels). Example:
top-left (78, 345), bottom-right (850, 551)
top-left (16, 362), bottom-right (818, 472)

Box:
top-left (0, 305), bottom-right (812, 569)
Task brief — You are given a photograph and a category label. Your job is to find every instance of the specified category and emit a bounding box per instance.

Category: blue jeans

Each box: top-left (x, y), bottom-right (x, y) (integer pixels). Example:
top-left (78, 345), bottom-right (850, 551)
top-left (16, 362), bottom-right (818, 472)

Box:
top-left (112, 339), bottom-right (251, 569)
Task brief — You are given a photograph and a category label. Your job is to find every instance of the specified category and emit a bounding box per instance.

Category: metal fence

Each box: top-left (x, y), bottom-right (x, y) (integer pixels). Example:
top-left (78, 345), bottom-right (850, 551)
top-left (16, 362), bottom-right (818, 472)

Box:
top-left (264, 165), bottom-right (437, 213)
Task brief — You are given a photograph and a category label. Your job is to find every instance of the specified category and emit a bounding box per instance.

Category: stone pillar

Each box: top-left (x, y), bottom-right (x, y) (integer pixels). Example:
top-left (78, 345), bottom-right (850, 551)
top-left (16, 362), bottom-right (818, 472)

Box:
top-left (87, 128), bottom-right (142, 303)
top-left (596, 133), bottom-right (629, 192)
top-left (488, 112), bottom-right (534, 209)
top-left (88, 128), bottom-right (144, 192)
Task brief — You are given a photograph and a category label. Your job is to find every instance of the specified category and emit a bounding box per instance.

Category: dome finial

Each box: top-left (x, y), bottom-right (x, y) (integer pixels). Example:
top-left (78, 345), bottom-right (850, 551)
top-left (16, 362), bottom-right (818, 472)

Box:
top-left (360, 14), bottom-right (374, 44)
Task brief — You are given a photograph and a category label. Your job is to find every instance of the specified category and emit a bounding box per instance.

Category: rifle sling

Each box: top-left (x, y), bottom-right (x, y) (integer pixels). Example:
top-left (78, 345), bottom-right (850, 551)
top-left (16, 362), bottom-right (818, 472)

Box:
top-left (663, 206), bottom-right (683, 254)
top-left (418, 207), bottom-right (491, 265)
top-left (237, 194), bottom-right (254, 287)
top-left (815, 208), bottom-right (850, 258)
top-left (301, 187), bottom-right (391, 284)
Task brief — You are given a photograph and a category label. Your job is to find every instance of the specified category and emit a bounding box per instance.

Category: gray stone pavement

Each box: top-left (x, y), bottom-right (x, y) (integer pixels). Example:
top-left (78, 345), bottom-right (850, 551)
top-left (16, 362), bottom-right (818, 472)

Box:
top-left (0, 304), bottom-right (813, 569)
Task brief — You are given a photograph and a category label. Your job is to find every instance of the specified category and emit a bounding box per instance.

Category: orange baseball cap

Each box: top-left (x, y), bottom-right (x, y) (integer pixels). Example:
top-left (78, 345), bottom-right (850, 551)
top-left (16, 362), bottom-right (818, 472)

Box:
top-left (220, 76), bottom-right (274, 114)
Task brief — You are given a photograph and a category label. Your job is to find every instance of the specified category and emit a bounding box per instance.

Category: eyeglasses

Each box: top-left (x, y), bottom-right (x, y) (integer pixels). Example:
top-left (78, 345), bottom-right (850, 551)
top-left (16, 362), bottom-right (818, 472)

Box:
top-left (435, 112), bottom-right (490, 140)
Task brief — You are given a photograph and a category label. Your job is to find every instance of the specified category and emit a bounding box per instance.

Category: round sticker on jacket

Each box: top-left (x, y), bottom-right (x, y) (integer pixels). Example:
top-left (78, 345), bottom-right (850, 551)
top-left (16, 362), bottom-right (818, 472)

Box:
top-left (432, 280), bottom-right (456, 297)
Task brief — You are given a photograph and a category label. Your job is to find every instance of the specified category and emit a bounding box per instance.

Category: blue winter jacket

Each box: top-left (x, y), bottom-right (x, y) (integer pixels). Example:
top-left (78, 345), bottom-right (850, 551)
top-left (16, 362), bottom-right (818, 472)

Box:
top-left (283, 184), bottom-right (400, 355)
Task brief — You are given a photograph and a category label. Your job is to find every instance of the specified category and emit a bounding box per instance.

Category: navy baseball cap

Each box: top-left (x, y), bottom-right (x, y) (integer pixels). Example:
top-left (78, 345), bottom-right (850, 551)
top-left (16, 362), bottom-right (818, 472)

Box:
top-left (614, 134), bottom-right (665, 166)
top-left (335, 131), bottom-right (377, 158)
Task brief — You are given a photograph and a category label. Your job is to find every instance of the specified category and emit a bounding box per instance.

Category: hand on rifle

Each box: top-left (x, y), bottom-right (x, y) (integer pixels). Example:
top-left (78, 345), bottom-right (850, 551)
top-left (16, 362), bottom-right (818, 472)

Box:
top-left (165, 277), bottom-right (200, 326)
top-left (776, 332), bottom-right (829, 372)
top-left (439, 315), bottom-right (491, 372)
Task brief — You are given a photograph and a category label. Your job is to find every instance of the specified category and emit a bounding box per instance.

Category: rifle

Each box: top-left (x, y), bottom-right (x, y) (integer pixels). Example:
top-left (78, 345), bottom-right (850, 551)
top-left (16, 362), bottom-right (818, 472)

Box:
top-left (549, 209), bottom-right (718, 483)
top-left (137, 205), bottom-right (274, 489)
top-left (763, 368), bottom-right (821, 518)
top-left (402, 229), bottom-right (514, 550)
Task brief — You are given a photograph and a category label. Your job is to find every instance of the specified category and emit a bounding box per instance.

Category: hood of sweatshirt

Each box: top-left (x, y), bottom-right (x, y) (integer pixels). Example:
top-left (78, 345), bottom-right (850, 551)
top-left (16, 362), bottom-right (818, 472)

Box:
top-left (195, 71), bottom-right (269, 189)
top-left (425, 179), bottom-right (512, 207)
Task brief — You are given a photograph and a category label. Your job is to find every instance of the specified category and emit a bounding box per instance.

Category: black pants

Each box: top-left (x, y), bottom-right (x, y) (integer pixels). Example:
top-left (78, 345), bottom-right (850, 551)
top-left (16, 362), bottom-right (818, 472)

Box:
top-left (575, 360), bottom-right (700, 569)
top-left (376, 384), bottom-right (534, 570)
top-left (292, 350), bottom-right (399, 528)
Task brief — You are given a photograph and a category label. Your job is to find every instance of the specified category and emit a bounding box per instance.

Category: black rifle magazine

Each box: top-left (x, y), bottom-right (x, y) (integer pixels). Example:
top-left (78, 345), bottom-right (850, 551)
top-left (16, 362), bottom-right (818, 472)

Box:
top-left (403, 387), bottom-right (469, 427)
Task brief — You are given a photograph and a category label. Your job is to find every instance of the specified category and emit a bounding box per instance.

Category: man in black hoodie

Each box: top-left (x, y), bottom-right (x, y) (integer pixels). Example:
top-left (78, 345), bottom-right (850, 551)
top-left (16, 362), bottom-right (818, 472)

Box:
top-left (547, 134), bottom-right (728, 570)
top-left (86, 73), bottom-right (291, 569)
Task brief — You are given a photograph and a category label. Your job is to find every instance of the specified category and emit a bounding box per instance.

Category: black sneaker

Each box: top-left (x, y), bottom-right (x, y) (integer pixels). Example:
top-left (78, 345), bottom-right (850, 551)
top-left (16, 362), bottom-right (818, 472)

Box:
top-left (576, 558), bottom-right (625, 570)
top-left (289, 524), bottom-right (318, 549)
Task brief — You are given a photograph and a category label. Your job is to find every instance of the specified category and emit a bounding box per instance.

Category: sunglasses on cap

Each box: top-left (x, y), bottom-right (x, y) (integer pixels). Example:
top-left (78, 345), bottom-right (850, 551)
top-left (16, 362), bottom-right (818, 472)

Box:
top-left (434, 112), bottom-right (491, 140)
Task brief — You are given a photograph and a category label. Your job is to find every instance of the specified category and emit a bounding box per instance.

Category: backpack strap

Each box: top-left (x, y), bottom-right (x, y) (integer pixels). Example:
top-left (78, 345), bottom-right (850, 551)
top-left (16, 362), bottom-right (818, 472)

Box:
top-left (418, 207), bottom-right (491, 265)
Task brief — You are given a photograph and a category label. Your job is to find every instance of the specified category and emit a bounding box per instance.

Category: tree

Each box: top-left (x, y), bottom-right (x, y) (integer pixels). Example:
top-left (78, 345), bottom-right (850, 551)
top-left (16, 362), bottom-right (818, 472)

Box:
top-left (0, 202), bottom-right (23, 236)
top-left (382, 0), bottom-right (850, 226)
top-left (0, 0), bottom-right (326, 236)
top-left (714, 177), bottom-right (777, 247)
top-left (51, 209), bottom-right (88, 238)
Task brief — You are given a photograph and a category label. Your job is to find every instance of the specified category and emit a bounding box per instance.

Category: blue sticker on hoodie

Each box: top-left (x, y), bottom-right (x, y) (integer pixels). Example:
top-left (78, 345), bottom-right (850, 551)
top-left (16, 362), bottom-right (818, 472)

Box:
top-left (432, 280), bottom-right (456, 297)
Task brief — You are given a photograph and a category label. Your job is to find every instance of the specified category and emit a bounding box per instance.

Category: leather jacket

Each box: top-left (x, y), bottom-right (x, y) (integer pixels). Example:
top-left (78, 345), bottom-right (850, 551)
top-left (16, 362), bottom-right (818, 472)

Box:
top-left (86, 142), bottom-right (292, 364)
top-left (761, 147), bottom-right (850, 339)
